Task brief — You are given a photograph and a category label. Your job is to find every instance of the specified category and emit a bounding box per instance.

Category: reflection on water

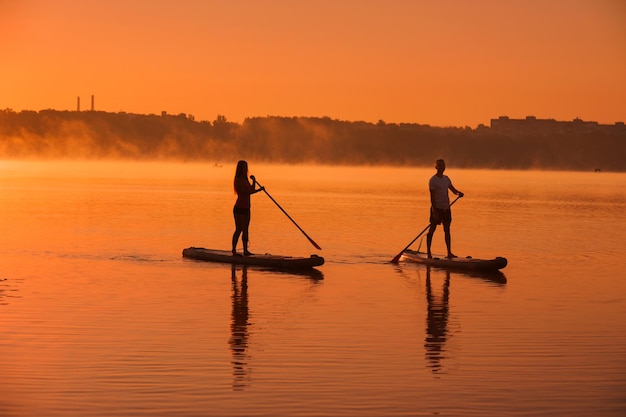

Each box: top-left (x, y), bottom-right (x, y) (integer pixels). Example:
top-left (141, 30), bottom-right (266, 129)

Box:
top-left (0, 278), bottom-right (8, 306)
top-left (0, 277), bottom-right (19, 306)
top-left (473, 270), bottom-right (508, 284)
top-left (230, 265), bottom-right (251, 391)
top-left (419, 266), bottom-right (507, 375)
top-left (424, 267), bottom-right (450, 374)
top-left (458, 269), bottom-right (508, 285)
top-left (263, 267), bottom-right (325, 281)
top-left (227, 265), bottom-right (324, 392)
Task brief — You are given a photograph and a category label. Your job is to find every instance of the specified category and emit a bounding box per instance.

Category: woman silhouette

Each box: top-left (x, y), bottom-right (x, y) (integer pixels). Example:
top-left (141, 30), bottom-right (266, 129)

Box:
top-left (231, 160), bottom-right (264, 256)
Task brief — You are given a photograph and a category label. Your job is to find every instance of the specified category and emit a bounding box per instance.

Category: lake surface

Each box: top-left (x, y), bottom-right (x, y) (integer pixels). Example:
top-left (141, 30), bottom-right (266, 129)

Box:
top-left (1, 161), bottom-right (625, 416)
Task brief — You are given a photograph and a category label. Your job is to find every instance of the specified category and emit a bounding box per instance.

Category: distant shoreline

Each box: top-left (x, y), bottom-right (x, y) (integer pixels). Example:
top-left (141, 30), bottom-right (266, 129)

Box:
top-left (1, 109), bottom-right (625, 172)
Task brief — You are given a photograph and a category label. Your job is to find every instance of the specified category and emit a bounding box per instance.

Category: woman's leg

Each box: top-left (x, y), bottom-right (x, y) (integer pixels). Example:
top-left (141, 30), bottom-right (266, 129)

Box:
top-left (242, 212), bottom-right (252, 255)
top-left (232, 212), bottom-right (245, 254)
top-left (233, 211), bottom-right (252, 255)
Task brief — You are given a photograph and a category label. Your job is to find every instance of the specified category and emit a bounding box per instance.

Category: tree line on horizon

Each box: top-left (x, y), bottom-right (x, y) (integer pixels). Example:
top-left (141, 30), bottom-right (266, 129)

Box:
top-left (0, 108), bottom-right (624, 171)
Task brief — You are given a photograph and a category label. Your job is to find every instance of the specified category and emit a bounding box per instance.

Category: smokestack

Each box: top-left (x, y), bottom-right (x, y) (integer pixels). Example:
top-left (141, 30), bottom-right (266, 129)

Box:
top-left (91, 95), bottom-right (94, 111)
top-left (77, 96), bottom-right (80, 112)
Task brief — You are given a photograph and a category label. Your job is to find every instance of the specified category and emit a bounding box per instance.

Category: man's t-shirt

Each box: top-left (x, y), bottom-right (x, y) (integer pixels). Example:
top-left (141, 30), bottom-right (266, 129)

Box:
top-left (429, 174), bottom-right (451, 209)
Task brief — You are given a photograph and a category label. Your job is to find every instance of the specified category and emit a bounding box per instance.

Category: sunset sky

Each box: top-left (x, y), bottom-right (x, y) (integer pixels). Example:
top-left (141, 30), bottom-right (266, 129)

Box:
top-left (2, 0), bottom-right (625, 127)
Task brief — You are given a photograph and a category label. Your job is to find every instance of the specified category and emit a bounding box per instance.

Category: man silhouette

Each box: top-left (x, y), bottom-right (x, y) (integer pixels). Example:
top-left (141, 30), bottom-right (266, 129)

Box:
top-left (426, 159), bottom-right (463, 258)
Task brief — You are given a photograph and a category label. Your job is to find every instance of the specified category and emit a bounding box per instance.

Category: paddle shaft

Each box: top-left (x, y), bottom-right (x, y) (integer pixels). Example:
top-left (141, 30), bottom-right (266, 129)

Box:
top-left (390, 195), bottom-right (461, 263)
top-left (253, 177), bottom-right (322, 250)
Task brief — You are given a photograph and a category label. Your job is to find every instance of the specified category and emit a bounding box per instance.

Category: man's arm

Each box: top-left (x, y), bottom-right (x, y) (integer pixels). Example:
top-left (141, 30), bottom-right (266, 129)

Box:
top-left (449, 183), bottom-right (464, 197)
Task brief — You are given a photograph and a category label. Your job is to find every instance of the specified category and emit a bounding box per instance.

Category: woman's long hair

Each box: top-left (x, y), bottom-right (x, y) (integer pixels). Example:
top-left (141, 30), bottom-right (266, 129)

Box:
top-left (234, 160), bottom-right (248, 179)
top-left (234, 160), bottom-right (248, 193)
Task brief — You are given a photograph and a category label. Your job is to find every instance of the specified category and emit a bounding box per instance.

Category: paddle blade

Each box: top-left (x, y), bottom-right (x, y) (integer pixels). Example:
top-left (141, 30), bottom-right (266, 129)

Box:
top-left (390, 253), bottom-right (403, 263)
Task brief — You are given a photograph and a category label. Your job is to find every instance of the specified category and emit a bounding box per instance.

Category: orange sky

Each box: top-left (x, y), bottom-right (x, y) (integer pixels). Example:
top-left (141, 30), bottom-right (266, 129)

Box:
top-left (2, 0), bottom-right (625, 127)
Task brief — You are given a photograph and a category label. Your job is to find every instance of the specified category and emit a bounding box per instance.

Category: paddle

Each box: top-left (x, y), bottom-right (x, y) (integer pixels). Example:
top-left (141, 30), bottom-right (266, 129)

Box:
top-left (390, 195), bottom-right (462, 263)
top-left (251, 176), bottom-right (322, 250)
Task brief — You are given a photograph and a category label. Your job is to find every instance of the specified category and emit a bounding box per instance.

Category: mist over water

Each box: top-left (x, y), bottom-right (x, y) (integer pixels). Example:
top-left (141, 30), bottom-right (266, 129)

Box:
top-left (2, 110), bottom-right (625, 171)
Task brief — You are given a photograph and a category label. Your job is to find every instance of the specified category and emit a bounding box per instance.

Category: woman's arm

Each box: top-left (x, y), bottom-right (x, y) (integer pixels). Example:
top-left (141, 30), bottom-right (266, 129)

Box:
top-left (251, 176), bottom-right (265, 194)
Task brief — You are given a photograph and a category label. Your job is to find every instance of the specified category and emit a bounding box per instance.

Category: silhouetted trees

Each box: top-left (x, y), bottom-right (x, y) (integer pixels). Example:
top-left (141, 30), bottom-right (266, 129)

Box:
top-left (0, 109), bottom-right (624, 171)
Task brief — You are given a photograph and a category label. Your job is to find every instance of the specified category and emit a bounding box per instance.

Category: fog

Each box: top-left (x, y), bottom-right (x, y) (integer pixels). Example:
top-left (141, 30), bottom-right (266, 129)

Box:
top-left (1, 109), bottom-right (624, 171)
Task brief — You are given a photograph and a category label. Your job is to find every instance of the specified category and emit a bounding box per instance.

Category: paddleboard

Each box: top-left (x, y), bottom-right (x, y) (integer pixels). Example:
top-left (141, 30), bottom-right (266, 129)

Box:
top-left (401, 250), bottom-right (507, 271)
top-left (182, 247), bottom-right (324, 270)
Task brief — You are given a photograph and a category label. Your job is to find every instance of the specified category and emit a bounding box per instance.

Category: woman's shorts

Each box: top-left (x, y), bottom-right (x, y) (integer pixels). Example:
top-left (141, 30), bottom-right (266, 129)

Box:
top-left (233, 206), bottom-right (251, 215)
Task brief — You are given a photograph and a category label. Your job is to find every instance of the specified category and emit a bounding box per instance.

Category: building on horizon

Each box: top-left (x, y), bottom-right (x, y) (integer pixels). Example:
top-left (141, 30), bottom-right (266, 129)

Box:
top-left (490, 115), bottom-right (625, 136)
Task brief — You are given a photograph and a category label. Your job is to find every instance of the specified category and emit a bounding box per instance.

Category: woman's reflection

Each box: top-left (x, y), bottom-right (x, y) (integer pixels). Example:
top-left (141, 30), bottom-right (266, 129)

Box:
top-left (424, 266), bottom-right (450, 374)
top-left (230, 265), bottom-right (250, 390)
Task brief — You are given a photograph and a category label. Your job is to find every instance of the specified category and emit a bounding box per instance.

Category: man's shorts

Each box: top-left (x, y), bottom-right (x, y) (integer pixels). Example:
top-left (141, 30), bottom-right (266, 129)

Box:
top-left (430, 208), bottom-right (452, 225)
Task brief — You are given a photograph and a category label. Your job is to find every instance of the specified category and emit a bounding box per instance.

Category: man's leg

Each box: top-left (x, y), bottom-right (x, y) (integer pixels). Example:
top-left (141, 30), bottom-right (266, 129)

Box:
top-left (443, 222), bottom-right (455, 257)
top-left (426, 223), bottom-right (437, 258)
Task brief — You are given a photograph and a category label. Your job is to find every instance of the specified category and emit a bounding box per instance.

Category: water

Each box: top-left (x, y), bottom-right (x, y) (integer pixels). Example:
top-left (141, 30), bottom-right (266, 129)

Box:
top-left (1, 161), bottom-right (625, 416)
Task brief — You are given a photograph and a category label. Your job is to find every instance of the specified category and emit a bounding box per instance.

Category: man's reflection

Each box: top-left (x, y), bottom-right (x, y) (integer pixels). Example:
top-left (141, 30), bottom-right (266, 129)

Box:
top-left (230, 265), bottom-right (250, 390)
top-left (424, 267), bottom-right (450, 374)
